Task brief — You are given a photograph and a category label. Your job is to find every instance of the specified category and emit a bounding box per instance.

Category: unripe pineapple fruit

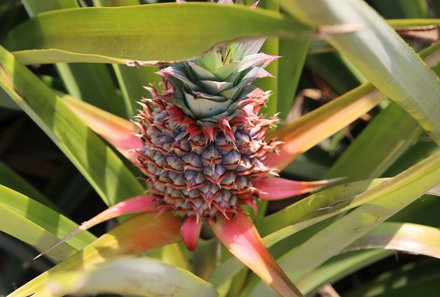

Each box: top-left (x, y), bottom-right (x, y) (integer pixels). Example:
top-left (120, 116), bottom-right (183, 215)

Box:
top-left (135, 40), bottom-right (279, 221)
top-left (49, 33), bottom-right (330, 297)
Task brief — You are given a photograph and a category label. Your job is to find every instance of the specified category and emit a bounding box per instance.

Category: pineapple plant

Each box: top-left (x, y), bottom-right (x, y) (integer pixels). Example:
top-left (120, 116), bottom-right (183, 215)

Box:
top-left (4, 1), bottom-right (440, 296)
top-left (36, 38), bottom-right (332, 297)
top-left (135, 40), bottom-right (279, 224)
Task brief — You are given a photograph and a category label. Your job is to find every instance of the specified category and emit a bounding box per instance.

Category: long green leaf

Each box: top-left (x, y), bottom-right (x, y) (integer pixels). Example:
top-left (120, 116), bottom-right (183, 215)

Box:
top-left (257, 179), bottom-right (384, 239)
top-left (344, 222), bottom-right (440, 258)
top-left (241, 178), bottom-right (440, 296)
top-left (280, 4), bottom-right (439, 292)
top-left (323, 0), bottom-right (429, 182)
top-left (250, 150), bottom-right (440, 296)
top-left (303, 3), bottom-right (438, 290)
top-left (209, 179), bottom-right (385, 287)
top-left (274, 195), bottom-right (440, 295)
top-left (280, 0), bottom-right (440, 144)
top-left (34, 257), bottom-right (217, 297)
top-left (0, 185), bottom-right (95, 261)
top-left (309, 3), bottom-right (438, 288)
top-left (22, 0), bottom-right (128, 118)
top-left (7, 18), bottom-right (440, 65)
top-left (298, 195), bottom-right (440, 294)
top-left (92, 0), bottom-right (161, 118)
top-left (3, 3), bottom-right (310, 64)
top-left (0, 45), bottom-right (144, 205)
top-left (212, 178), bottom-right (440, 292)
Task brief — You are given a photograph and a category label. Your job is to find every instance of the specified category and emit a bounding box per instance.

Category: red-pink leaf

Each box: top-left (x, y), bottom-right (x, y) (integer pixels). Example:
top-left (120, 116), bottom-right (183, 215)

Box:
top-left (209, 211), bottom-right (303, 297)
top-left (116, 213), bottom-right (181, 255)
top-left (34, 195), bottom-right (159, 259)
top-left (81, 194), bottom-right (159, 228)
top-left (63, 96), bottom-right (142, 161)
top-left (180, 216), bottom-right (202, 251)
top-left (256, 177), bottom-right (338, 200)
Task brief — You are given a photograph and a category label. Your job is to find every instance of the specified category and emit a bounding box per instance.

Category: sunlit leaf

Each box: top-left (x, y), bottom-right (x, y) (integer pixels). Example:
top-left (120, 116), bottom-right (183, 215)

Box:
top-left (9, 213), bottom-right (181, 297)
top-left (22, 0), bottom-right (128, 118)
top-left (209, 179), bottom-right (384, 288)
top-left (211, 149), bottom-right (440, 288)
top-left (250, 150), bottom-right (440, 296)
top-left (345, 222), bottom-right (440, 258)
top-left (34, 257), bottom-right (217, 297)
top-left (0, 185), bottom-right (95, 261)
top-left (4, 3), bottom-right (310, 64)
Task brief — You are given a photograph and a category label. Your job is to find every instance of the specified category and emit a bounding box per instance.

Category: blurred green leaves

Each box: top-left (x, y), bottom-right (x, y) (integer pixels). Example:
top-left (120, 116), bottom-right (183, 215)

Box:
top-left (1, 1), bottom-right (440, 296)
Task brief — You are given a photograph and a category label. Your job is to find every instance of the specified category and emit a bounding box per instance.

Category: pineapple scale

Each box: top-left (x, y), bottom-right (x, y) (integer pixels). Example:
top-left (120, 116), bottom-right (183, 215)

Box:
top-left (135, 85), bottom-right (279, 220)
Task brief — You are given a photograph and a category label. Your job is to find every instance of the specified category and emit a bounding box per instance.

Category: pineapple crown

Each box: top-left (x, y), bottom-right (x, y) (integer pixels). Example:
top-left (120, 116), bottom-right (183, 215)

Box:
top-left (157, 39), bottom-right (278, 121)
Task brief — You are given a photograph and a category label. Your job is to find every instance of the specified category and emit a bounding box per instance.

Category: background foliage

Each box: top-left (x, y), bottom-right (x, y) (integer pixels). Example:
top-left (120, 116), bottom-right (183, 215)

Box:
top-left (0, 0), bottom-right (439, 296)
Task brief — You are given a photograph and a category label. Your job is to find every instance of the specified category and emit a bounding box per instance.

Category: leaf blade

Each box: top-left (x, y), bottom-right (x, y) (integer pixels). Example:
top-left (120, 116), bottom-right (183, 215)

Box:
top-left (251, 150), bottom-right (440, 296)
top-left (35, 257), bottom-right (218, 297)
top-left (9, 212), bottom-right (182, 297)
top-left (345, 222), bottom-right (440, 258)
top-left (4, 3), bottom-right (310, 64)
top-left (281, 0), bottom-right (440, 144)
top-left (0, 45), bottom-right (144, 206)
top-left (0, 185), bottom-right (95, 261)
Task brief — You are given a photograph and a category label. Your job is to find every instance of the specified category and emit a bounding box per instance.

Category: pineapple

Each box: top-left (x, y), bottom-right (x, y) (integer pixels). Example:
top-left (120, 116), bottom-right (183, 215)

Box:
top-left (135, 40), bottom-right (280, 221)
top-left (44, 37), bottom-right (326, 297)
